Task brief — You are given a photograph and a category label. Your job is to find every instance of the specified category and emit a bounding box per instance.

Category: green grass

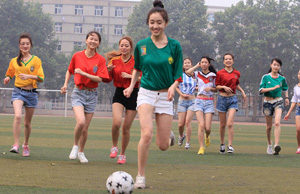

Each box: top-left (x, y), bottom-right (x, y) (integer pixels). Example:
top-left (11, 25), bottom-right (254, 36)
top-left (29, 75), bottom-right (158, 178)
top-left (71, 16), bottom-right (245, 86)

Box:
top-left (1, 115), bottom-right (300, 194)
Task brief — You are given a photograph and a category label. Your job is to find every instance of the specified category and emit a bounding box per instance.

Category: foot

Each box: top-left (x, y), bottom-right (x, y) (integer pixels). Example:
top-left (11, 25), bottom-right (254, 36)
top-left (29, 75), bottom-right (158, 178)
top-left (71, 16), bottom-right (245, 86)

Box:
top-left (110, 147), bottom-right (118, 158)
top-left (117, 154), bottom-right (126, 164)
top-left (10, 144), bottom-right (19, 154)
top-left (178, 134), bottom-right (186, 146)
top-left (169, 131), bottom-right (175, 146)
top-left (185, 143), bottom-right (190, 150)
top-left (205, 135), bottom-right (210, 147)
top-left (219, 144), bottom-right (225, 154)
top-left (69, 145), bottom-right (78, 160)
top-left (134, 175), bottom-right (146, 189)
top-left (267, 144), bottom-right (273, 155)
top-left (296, 147), bottom-right (300, 154)
top-left (227, 145), bottom-right (234, 153)
top-left (22, 145), bottom-right (30, 157)
top-left (197, 147), bottom-right (205, 155)
top-left (78, 152), bottom-right (88, 163)
top-left (273, 145), bottom-right (281, 155)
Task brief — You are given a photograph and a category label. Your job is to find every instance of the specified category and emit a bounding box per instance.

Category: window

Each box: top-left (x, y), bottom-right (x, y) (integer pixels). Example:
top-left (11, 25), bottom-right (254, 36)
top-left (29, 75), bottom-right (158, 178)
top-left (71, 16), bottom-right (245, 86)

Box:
top-left (74, 42), bottom-right (82, 48)
top-left (115, 7), bottom-right (123, 17)
top-left (114, 25), bottom-right (122, 35)
top-left (55, 4), bottom-right (63, 14)
top-left (74, 23), bottom-right (82, 34)
top-left (208, 13), bottom-right (215, 22)
top-left (75, 5), bottom-right (83, 15)
top-left (55, 23), bottom-right (62, 33)
top-left (94, 24), bottom-right (103, 33)
top-left (57, 41), bottom-right (62, 51)
top-left (95, 6), bottom-right (103, 16)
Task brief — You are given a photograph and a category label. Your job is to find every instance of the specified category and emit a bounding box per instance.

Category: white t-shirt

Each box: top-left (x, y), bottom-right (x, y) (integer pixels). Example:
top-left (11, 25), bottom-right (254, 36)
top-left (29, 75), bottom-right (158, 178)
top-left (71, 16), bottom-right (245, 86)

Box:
top-left (194, 71), bottom-right (216, 97)
top-left (291, 84), bottom-right (300, 103)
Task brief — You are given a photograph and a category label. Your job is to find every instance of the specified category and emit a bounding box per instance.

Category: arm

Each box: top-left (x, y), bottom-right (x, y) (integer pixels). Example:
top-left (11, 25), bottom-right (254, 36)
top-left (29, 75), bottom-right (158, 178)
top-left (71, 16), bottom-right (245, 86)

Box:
top-left (18, 74), bottom-right (42, 81)
top-left (123, 69), bottom-right (141, 98)
top-left (284, 91), bottom-right (289, 106)
top-left (186, 63), bottom-right (200, 77)
top-left (216, 85), bottom-right (233, 94)
top-left (61, 71), bottom-right (72, 94)
top-left (260, 85), bottom-right (280, 93)
top-left (168, 81), bottom-right (180, 101)
top-left (121, 72), bottom-right (142, 82)
top-left (74, 68), bottom-right (102, 83)
top-left (237, 85), bottom-right (246, 101)
top-left (284, 102), bottom-right (296, 120)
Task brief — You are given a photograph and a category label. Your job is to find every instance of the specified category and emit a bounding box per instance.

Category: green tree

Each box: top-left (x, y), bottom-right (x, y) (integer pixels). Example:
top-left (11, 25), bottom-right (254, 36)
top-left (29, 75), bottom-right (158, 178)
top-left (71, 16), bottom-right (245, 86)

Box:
top-left (212, 0), bottom-right (300, 120)
top-left (127, 0), bottom-right (215, 62)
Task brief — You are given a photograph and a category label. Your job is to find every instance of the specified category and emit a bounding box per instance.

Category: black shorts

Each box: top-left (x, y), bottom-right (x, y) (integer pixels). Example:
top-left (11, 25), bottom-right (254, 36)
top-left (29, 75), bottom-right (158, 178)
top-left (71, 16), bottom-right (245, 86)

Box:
top-left (112, 87), bottom-right (138, 110)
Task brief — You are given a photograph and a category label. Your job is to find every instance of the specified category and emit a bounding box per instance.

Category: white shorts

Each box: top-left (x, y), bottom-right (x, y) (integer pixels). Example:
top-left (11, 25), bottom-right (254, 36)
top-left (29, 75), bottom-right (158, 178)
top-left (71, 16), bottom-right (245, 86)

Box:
top-left (137, 87), bottom-right (174, 115)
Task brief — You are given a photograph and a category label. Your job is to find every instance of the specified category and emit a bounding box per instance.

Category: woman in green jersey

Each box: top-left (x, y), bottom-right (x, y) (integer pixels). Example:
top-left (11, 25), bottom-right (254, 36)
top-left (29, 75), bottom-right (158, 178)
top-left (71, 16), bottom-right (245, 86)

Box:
top-left (259, 58), bottom-right (289, 155)
top-left (124, 0), bottom-right (183, 189)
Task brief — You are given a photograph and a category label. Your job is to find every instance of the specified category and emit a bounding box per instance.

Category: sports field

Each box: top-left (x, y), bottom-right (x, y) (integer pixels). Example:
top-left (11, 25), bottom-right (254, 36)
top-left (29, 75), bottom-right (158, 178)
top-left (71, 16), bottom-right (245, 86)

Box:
top-left (0, 115), bottom-right (300, 194)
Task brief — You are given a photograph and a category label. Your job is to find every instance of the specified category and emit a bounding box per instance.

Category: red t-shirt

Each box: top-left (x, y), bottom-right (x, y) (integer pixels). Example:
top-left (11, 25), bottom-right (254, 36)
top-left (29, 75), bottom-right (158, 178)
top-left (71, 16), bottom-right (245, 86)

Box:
top-left (103, 55), bottom-right (140, 88)
top-left (215, 68), bottom-right (240, 94)
top-left (68, 50), bottom-right (109, 89)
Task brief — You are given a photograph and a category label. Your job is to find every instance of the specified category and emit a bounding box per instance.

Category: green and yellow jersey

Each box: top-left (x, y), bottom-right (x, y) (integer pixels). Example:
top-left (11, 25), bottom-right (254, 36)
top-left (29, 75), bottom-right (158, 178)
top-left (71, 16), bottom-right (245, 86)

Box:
top-left (259, 73), bottom-right (288, 98)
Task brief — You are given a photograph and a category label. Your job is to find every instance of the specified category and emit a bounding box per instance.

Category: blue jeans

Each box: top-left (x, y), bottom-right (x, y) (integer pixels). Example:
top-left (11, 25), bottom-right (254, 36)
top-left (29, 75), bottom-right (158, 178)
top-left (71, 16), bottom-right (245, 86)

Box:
top-left (296, 105), bottom-right (300, 116)
top-left (262, 99), bottom-right (283, 116)
top-left (216, 95), bottom-right (238, 112)
top-left (177, 99), bottom-right (195, 112)
top-left (11, 87), bottom-right (38, 108)
top-left (71, 87), bottom-right (98, 113)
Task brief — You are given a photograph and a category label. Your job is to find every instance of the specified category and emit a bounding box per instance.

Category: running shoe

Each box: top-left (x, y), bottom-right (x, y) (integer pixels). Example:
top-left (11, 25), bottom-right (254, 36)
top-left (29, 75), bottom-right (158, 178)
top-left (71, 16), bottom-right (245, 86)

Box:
top-left (110, 147), bottom-right (118, 158)
top-left (78, 152), bottom-right (88, 163)
top-left (197, 147), bottom-right (205, 155)
top-left (273, 145), bottom-right (281, 155)
top-left (185, 143), bottom-right (190, 150)
top-left (178, 134), bottom-right (186, 146)
top-left (205, 135), bottom-right (210, 147)
top-left (169, 131), bottom-right (175, 146)
top-left (69, 145), bottom-right (78, 160)
top-left (22, 145), bottom-right (30, 157)
top-left (134, 175), bottom-right (146, 189)
top-left (117, 154), bottom-right (126, 164)
top-left (10, 144), bottom-right (19, 154)
top-left (219, 144), bottom-right (225, 154)
top-left (267, 144), bottom-right (273, 155)
top-left (296, 147), bottom-right (300, 154)
top-left (227, 145), bottom-right (234, 153)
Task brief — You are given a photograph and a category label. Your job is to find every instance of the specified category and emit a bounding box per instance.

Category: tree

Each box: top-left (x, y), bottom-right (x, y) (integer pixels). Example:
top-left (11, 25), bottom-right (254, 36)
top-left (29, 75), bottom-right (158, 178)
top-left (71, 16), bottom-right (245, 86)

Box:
top-left (127, 0), bottom-right (215, 63)
top-left (212, 0), bottom-right (300, 121)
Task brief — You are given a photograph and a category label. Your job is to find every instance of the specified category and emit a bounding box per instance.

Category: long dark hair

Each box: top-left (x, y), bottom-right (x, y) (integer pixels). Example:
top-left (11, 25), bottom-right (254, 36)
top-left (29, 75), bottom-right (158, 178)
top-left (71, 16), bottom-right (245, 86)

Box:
top-left (268, 58), bottom-right (283, 76)
top-left (200, 56), bottom-right (217, 74)
top-left (146, 0), bottom-right (169, 24)
top-left (17, 33), bottom-right (33, 66)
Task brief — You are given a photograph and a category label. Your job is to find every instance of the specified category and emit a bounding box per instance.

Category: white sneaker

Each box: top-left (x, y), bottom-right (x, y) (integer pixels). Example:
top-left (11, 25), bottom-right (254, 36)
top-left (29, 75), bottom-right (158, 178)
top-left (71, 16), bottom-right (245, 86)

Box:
top-left (185, 143), bottom-right (190, 150)
top-left (227, 145), bottom-right (234, 153)
top-left (178, 134), bottom-right (186, 146)
top-left (169, 131), bottom-right (175, 146)
top-left (78, 152), bottom-right (88, 163)
top-left (267, 144), bottom-right (273, 155)
top-left (134, 175), bottom-right (146, 189)
top-left (69, 145), bottom-right (78, 159)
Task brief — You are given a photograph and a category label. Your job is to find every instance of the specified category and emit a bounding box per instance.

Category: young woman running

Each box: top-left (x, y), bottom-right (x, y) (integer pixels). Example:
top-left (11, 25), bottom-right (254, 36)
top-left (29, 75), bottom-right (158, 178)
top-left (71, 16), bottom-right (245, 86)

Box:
top-left (176, 58), bottom-right (196, 150)
top-left (186, 56), bottom-right (217, 155)
top-left (123, 0), bottom-right (183, 189)
top-left (61, 31), bottom-right (109, 163)
top-left (284, 70), bottom-right (300, 154)
top-left (259, 58), bottom-right (289, 155)
top-left (103, 36), bottom-right (141, 164)
top-left (3, 33), bottom-right (44, 157)
top-left (215, 53), bottom-right (246, 154)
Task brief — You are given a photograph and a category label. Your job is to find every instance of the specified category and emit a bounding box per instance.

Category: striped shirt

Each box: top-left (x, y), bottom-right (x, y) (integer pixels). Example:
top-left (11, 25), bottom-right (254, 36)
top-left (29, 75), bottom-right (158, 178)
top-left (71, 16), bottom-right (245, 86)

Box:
top-left (178, 72), bottom-right (196, 95)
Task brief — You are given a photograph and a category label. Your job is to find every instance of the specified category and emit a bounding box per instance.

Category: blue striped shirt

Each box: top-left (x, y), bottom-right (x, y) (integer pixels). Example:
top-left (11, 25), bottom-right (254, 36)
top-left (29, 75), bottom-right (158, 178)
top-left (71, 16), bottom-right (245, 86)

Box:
top-left (178, 72), bottom-right (196, 95)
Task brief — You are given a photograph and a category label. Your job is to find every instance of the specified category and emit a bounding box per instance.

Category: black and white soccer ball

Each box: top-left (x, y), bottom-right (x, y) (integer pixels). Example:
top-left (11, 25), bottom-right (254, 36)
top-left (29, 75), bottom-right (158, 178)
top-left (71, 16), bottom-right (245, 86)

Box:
top-left (106, 171), bottom-right (134, 194)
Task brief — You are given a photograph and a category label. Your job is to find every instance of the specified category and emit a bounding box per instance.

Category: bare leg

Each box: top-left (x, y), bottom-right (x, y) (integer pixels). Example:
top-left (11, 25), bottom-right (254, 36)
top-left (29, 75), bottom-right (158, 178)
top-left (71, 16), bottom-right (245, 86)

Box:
top-left (177, 112), bottom-right (186, 138)
top-left (227, 109), bottom-right (236, 146)
top-left (204, 113), bottom-right (213, 138)
top-left (120, 109), bottom-right (137, 155)
top-left (155, 113), bottom-right (173, 151)
top-left (185, 110), bottom-right (194, 144)
top-left (78, 112), bottom-right (94, 152)
top-left (196, 111), bottom-right (205, 148)
top-left (219, 112), bottom-right (227, 145)
top-left (296, 116), bottom-right (300, 147)
top-left (265, 116), bottom-right (273, 145)
top-left (73, 106), bottom-right (86, 146)
top-left (273, 108), bottom-right (282, 145)
top-left (12, 100), bottom-right (24, 146)
top-left (23, 107), bottom-right (35, 146)
top-left (111, 103), bottom-right (124, 147)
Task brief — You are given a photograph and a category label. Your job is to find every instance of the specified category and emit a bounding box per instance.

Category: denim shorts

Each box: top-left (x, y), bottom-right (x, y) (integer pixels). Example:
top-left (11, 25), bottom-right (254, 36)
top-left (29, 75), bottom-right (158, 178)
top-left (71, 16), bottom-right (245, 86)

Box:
top-left (195, 98), bottom-right (214, 114)
top-left (216, 95), bottom-right (238, 112)
top-left (296, 105), bottom-right (300, 116)
top-left (137, 87), bottom-right (174, 115)
top-left (178, 99), bottom-right (195, 112)
top-left (71, 87), bottom-right (98, 113)
top-left (11, 87), bottom-right (38, 108)
top-left (262, 98), bottom-right (283, 116)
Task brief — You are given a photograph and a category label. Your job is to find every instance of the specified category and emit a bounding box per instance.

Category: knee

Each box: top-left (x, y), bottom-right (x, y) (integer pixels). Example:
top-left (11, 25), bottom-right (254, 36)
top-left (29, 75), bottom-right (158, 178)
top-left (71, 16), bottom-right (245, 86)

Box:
top-left (199, 125), bottom-right (205, 132)
top-left (227, 123), bottom-right (234, 129)
top-left (82, 129), bottom-right (88, 137)
top-left (14, 114), bottom-right (22, 122)
top-left (178, 122), bottom-right (185, 128)
top-left (112, 121), bottom-right (122, 130)
top-left (122, 127), bottom-right (130, 136)
top-left (158, 143), bottom-right (169, 151)
top-left (76, 120), bottom-right (85, 129)
top-left (141, 132), bottom-right (152, 145)
top-left (24, 121), bottom-right (31, 129)
top-left (274, 122), bottom-right (280, 128)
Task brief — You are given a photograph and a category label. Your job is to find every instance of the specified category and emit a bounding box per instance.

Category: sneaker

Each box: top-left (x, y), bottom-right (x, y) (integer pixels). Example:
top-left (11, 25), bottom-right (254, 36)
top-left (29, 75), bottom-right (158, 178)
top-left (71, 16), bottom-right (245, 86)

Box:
top-left (169, 131), bottom-right (175, 146)
top-left (296, 147), bottom-right (300, 154)
top-left (267, 144), bottom-right (273, 155)
top-left (219, 144), bottom-right (225, 154)
top-left (10, 144), bottom-right (19, 154)
top-left (22, 145), bottom-right (30, 157)
top-left (178, 134), bottom-right (186, 146)
top-left (134, 175), bottom-right (146, 189)
top-left (197, 147), bottom-right (205, 155)
top-left (117, 154), bottom-right (126, 164)
top-left (78, 152), bottom-right (88, 163)
top-left (273, 145), bottom-right (281, 155)
top-left (227, 145), bottom-right (234, 153)
top-left (205, 135), bottom-right (210, 147)
top-left (69, 145), bottom-right (78, 160)
top-left (110, 147), bottom-right (118, 158)
top-left (185, 143), bottom-right (190, 150)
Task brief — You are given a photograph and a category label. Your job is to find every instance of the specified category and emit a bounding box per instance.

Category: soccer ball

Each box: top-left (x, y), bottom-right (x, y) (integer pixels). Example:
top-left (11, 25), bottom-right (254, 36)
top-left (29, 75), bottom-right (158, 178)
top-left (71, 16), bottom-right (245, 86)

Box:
top-left (106, 171), bottom-right (134, 194)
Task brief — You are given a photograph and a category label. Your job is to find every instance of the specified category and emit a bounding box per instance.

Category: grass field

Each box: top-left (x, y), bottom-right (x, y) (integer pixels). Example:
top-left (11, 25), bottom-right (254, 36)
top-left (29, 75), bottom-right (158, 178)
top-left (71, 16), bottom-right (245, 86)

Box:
top-left (1, 115), bottom-right (300, 194)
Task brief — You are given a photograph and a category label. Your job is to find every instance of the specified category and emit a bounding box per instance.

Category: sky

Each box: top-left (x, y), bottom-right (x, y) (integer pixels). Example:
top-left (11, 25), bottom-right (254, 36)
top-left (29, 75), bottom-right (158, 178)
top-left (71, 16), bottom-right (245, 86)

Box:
top-left (205, 0), bottom-right (246, 7)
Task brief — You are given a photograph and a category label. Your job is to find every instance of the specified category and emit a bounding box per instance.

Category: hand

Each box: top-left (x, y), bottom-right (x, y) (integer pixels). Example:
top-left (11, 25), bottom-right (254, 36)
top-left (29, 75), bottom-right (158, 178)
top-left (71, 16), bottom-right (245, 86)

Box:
top-left (121, 72), bottom-right (131, 79)
top-left (74, 68), bottom-right (84, 75)
top-left (242, 93), bottom-right (247, 102)
top-left (61, 85), bottom-right (67, 94)
top-left (196, 62), bottom-right (201, 67)
top-left (285, 98), bottom-right (289, 106)
top-left (274, 85), bottom-right (280, 89)
top-left (123, 87), bottom-right (133, 98)
top-left (204, 87), bottom-right (211, 92)
top-left (284, 114), bottom-right (290, 120)
top-left (181, 94), bottom-right (189, 99)
top-left (167, 86), bottom-right (176, 101)
top-left (223, 86), bottom-right (233, 94)
top-left (107, 65), bottom-right (115, 72)
top-left (18, 74), bottom-right (31, 80)
top-left (3, 77), bottom-right (10, 85)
